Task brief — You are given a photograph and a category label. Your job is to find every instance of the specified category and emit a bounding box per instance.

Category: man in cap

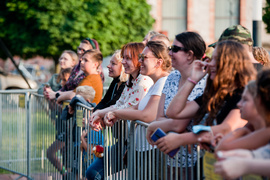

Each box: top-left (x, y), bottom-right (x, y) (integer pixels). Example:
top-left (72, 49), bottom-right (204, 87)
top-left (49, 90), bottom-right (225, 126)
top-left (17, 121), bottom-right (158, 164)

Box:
top-left (209, 25), bottom-right (262, 71)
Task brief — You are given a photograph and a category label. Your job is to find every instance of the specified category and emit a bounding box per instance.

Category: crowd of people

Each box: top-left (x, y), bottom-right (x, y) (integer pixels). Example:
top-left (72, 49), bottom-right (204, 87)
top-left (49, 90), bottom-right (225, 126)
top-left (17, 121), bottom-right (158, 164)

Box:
top-left (39, 25), bottom-right (270, 180)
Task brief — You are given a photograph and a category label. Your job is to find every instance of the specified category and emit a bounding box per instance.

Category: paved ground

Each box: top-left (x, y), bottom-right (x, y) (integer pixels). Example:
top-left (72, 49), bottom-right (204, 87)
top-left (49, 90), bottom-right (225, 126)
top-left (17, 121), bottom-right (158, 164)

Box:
top-left (0, 174), bottom-right (28, 180)
top-left (0, 173), bottom-right (60, 180)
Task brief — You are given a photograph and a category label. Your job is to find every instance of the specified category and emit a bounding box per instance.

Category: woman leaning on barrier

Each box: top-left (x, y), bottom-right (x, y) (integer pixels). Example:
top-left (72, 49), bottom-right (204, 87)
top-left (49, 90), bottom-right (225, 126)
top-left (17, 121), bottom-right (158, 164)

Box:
top-left (45, 38), bottom-right (100, 101)
top-left (102, 40), bottom-right (171, 179)
top-left (143, 31), bottom-right (207, 179)
top-left (93, 50), bottom-right (128, 111)
top-left (38, 50), bottom-right (78, 95)
top-left (87, 42), bottom-right (153, 180)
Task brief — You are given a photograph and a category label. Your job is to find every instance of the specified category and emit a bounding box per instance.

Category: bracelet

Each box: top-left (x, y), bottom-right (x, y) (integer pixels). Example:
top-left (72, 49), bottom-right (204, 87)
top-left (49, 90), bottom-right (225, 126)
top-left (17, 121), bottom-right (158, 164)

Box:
top-left (187, 77), bottom-right (197, 85)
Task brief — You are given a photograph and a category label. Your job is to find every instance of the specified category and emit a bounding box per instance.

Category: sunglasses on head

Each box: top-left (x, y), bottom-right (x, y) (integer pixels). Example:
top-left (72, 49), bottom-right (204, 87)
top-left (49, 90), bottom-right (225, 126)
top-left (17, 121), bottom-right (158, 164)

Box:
top-left (168, 45), bottom-right (188, 53)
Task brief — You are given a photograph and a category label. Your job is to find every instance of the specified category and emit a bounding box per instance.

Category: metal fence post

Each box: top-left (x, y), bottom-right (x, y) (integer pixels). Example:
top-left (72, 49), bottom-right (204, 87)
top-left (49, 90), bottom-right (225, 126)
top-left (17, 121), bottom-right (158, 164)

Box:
top-left (26, 92), bottom-right (31, 179)
top-left (128, 121), bottom-right (135, 180)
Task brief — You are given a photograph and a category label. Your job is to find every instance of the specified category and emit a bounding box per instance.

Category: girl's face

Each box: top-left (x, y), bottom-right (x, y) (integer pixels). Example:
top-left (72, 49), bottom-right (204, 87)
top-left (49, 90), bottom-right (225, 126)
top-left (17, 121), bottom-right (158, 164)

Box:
top-left (59, 52), bottom-right (75, 69)
top-left (107, 55), bottom-right (122, 78)
top-left (139, 47), bottom-right (158, 76)
top-left (77, 42), bottom-right (92, 59)
top-left (61, 73), bottom-right (70, 87)
top-left (121, 49), bottom-right (138, 77)
top-left (208, 49), bottom-right (217, 80)
top-left (168, 39), bottom-right (189, 71)
top-left (80, 53), bottom-right (98, 75)
top-left (237, 87), bottom-right (258, 121)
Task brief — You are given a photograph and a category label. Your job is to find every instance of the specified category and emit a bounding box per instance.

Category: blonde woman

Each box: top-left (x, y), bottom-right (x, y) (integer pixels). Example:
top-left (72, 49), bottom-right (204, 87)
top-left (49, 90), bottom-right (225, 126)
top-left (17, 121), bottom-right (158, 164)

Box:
top-left (94, 50), bottom-right (129, 111)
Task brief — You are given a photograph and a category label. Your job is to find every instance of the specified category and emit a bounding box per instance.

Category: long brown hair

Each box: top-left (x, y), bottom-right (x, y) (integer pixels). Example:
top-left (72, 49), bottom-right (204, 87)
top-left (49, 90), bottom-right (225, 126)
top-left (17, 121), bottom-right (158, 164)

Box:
top-left (194, 40), bottom-right (256, 125)
top-left (146, 41), bottom-right (172, 72)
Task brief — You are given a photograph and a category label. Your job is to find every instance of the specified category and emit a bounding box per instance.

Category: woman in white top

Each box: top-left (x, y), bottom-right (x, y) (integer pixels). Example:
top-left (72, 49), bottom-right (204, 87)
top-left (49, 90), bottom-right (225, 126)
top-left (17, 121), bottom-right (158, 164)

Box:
top-left (103, 40), bottom-right (171, 125)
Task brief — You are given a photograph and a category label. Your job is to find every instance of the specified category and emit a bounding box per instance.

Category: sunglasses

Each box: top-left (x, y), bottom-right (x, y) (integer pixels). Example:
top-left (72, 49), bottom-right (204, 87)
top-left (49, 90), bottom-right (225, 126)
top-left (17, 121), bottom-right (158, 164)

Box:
top-left (168, 45), bottom-right (188, 53)
top-left (138, 53), bottom-right (156, 61)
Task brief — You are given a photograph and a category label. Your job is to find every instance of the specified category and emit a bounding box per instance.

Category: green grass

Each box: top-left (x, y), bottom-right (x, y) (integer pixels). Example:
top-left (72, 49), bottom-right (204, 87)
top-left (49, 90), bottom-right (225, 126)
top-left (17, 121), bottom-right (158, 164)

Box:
top-left (0, 97), bottom-right (58, 175)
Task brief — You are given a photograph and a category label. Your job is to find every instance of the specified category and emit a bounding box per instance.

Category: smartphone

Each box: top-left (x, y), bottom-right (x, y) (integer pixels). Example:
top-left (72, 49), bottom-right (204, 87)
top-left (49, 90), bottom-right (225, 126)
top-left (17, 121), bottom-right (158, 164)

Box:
top-left (151, 128), bottom-right (180, 157)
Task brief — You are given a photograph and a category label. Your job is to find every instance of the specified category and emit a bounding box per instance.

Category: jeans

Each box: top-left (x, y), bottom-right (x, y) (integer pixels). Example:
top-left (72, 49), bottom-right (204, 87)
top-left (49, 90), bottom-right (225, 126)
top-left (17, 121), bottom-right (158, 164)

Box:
top-left (86, 142), bottom-right (126, 180)
top-left (86, 157), bottom-right (104, 180)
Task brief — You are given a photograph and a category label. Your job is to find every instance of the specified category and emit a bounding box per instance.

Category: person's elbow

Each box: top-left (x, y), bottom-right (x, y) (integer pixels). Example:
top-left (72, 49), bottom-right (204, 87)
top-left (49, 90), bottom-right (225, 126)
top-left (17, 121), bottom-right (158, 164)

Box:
top-left (141, 112), bottom-right (156, 123)
top-left (166, 109), bottom-right (180, 119)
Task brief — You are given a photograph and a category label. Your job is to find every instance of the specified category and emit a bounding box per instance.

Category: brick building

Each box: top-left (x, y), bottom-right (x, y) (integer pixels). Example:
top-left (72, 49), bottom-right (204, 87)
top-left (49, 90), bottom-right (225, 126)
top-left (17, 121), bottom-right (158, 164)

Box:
top-left (148, 0), bottom-right (270, 49)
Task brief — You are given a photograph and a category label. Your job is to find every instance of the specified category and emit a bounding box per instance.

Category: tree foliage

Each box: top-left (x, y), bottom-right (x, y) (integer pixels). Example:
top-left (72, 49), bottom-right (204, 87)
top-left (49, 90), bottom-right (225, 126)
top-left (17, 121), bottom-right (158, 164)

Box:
top-left (0, 0), bottom-right (154, 62)
top-left (263, 0), bottom-right (270, 33)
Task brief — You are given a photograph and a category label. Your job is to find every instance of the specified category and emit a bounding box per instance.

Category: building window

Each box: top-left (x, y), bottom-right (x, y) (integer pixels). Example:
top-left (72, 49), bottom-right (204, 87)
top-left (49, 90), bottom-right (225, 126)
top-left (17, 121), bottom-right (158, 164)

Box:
top-left (215, 0), bottom-right (240, 39)
top-left (162, 0), bottom-right (187, 40)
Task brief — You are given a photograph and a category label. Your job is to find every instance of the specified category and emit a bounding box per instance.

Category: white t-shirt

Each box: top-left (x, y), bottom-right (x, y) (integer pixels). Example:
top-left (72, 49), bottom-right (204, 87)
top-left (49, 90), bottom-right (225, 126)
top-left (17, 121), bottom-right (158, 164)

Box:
top-left (136, 76), bottom-right (168, 151)
top-left (138, 76), bottom-right (168, 111)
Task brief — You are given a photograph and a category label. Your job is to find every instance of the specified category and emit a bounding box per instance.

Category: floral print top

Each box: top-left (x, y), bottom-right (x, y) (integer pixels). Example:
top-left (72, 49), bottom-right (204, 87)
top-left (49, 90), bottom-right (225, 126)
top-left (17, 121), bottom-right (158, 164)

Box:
top-left (162, 70), bottom-right (207, 167)
top-left (113, 74), bottom-right (153, 109)
top-left (162, 70), bottom-right (206, 116)
top-left (60, 62), bottom-right (86, 92)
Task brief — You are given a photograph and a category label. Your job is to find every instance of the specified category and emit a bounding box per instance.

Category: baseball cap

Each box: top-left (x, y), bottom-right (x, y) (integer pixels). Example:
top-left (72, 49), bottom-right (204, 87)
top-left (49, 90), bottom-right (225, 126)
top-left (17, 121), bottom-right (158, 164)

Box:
top-left (208, 25), bottom-right (253, 47)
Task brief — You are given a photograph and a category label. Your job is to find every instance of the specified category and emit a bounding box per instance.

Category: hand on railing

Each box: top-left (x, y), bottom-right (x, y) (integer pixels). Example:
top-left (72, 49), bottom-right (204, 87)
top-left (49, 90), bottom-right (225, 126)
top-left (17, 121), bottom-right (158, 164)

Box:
top-left (104, 111), bottom-right (117, 127)
top-left (44, 87), bottom-right (57, 100)
top-left (89, 111), bottom-right (105, 131)
top-left (197, 132), bottom-right (222, 152)
top-left (146, 125), bottom-right (156, 146)
top-left (68, 105), bottom-right (74, 115)
top-left (154, 132), bottom-right (181, 154)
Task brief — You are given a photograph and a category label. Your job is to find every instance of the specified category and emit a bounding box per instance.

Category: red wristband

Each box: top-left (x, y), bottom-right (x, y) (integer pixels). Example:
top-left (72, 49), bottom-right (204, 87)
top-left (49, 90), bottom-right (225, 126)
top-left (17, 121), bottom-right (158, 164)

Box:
top-left (187, 77), bottom-right (197, 85)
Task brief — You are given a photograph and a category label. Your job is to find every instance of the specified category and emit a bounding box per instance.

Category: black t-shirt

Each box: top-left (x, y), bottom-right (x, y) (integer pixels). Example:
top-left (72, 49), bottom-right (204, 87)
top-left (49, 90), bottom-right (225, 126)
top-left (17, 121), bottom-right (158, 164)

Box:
top-left (194, 89), bottom-right (243, 125)
top-left (94, 76), bottom-right (126, 111)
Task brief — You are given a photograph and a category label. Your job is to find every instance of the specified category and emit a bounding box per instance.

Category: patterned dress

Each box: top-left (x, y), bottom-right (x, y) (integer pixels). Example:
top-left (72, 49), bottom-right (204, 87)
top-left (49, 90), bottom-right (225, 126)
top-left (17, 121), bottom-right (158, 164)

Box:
top-left (162, 70), bottom-right (207, 167)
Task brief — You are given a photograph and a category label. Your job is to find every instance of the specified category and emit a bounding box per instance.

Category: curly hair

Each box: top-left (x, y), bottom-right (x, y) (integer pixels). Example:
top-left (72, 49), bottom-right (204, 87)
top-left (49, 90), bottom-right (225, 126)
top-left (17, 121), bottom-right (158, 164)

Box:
top-left (252, 46), bottom-right (270, 67)
top-left (146, 41), bottom-right (172, 72)
top-left (194, 40), bottom-right (256, 125)
top-left (256, 68), bottom-right (270, 126)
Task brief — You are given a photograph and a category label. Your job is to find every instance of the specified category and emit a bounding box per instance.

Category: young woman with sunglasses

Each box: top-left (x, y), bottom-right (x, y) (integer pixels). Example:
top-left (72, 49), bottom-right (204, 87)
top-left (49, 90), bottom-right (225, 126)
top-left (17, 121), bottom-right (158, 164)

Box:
top-left (143, 32), bottom-right (207, 178)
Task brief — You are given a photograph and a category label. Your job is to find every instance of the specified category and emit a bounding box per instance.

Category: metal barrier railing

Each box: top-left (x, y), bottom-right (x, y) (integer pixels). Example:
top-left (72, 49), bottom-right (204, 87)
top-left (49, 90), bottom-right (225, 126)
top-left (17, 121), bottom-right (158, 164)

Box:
top-left (2, 90), bottom-right (264, 180)
top-left (0, 89), bottom-right (36, 179)
top-left (0, 90), bottom-right (204, 180)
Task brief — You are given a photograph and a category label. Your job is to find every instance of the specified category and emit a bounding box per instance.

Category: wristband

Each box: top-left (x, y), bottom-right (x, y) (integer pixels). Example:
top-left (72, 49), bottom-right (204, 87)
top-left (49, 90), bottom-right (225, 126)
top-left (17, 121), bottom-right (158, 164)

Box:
top-left (187, 77), bottom-right (197, 85)
top-left (55, 92), bottom-right (60, 99)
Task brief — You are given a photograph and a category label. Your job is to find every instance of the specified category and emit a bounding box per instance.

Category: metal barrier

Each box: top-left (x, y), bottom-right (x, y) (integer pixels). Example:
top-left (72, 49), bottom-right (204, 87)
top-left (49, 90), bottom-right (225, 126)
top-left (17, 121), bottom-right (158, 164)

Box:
top-left (1, 90), bottom-right (265, 180)
top-left (0, 90), bottom-right (204, 180)
top-left (0, 89), bottom-right (35, 179)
